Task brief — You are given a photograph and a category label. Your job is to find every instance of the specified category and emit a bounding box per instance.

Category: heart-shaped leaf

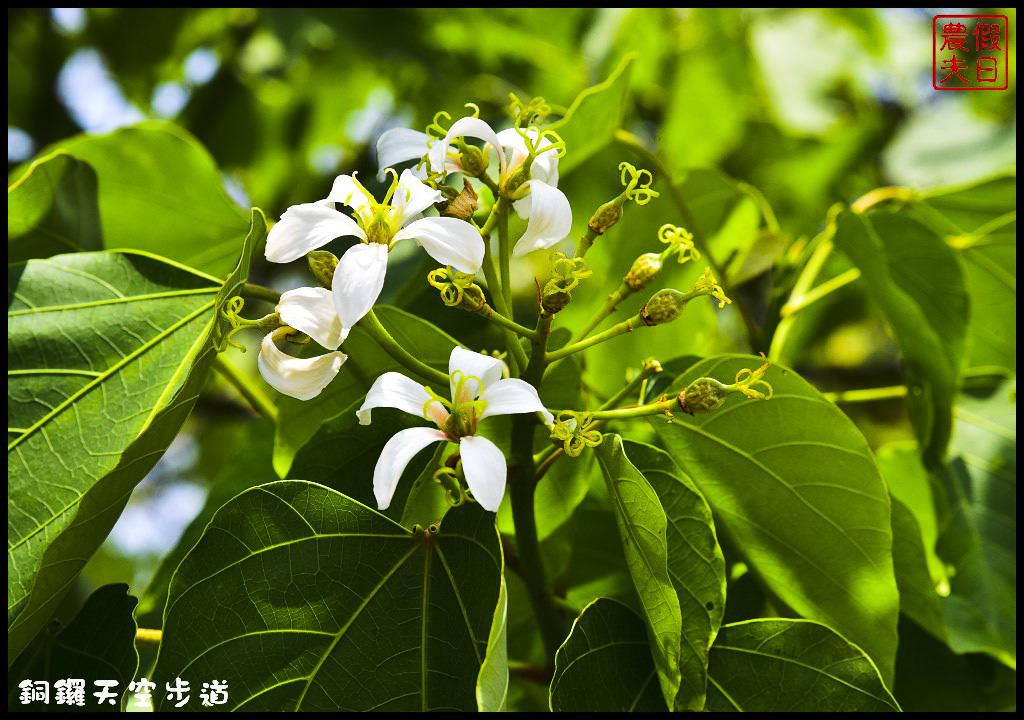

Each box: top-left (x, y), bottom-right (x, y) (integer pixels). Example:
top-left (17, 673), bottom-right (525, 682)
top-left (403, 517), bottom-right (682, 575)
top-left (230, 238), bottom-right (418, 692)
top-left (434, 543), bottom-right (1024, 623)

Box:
top-left (152, 481), bottom-right (503, 711)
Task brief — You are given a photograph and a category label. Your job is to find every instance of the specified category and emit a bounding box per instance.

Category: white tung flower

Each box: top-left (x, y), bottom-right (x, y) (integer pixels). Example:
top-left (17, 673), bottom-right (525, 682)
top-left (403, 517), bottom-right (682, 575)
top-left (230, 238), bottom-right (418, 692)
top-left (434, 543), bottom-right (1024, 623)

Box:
top-left (265, 169), bottom-right (484, 331)
top-left (357, 346), bottom-right (554, 512)
top-left (258, 286), bottom-right (347, 401)
top-left (376, 116), bottom-right (572, 256)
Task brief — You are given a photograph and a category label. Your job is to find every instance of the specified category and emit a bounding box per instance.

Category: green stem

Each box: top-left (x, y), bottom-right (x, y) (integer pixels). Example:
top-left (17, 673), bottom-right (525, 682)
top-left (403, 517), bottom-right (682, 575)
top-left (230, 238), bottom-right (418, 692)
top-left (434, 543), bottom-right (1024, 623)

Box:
top-left (213, 355), bottom-right (279, 424)
top-left (508, 313), bottom-right (563, 667)
top-left (479, 205), bottom-right (528, 374)
top-left (497, 210), bottom-right (513, 320)
top-left (568, 397), bottom-right (676, 422)
top-left (824, 385), bottom-right (908, 404)
top-left (357, 309), bottom-right (449, 387)
top-left (241, 283), bottom-right (282, 305)
top-left (573, 280), bottom-right (632, 343)
top-left (135, 628), bottom-right (163, 648)
top-left (780, 267), bottom-right (861, 317)
top-left (478, 303), bottom-right (536, 338)
top-left (601, 360), bottom-right (663, 411)
top-left (574, 226), bottom-right (602, 259)
top-left (547, 314), bottom-right (646, 363)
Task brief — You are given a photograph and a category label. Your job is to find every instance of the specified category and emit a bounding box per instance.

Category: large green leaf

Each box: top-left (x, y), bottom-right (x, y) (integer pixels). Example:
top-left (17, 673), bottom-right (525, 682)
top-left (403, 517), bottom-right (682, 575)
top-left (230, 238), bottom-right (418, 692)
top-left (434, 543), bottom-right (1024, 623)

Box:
top-left (911, 176), bottom-right (1016, 373)
top-left (8, 584), bottom-right (139, 712)
top-left (650, 355), bottom-right (899, 684)
top-left (550, 53), bottom-right (634, 175)
top-left (7, 210), bottom-right (264, 664)
top-left (549, 597), bottom-right (668, 712)
top-left (8, 152), bottom-right (102, 264)
top-left (937, 380), bottom-right (1016, 667)
top-left (273, 305), bottom-right (458, 477)
top-left (833, 210), bottom-right (967, 467)
top-left (152, 481), bottom-right (503, 711)
top-left (594, 434), bottom-right (682, 710)
top-left (622, 439), bottom-right (726, 711)
top-left (890, 495), bottom-right (947, 643)
top-left (705, 619), bottom-right (900, 711)
top-left (34, 124), bottom-right (250, 278)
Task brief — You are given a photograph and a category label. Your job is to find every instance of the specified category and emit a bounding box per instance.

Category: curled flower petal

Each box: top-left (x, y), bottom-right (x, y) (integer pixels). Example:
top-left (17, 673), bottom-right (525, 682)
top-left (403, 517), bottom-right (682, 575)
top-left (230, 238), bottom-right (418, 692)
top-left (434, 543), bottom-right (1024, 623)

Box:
top-left (511, 180), bottom-right (572, 256)
top-left (373, 427), bottom-right (448, 510)
top-left (479, 378), bottom-right (554, 425)
top-left (324, 174), bottom-right (375, 219)
top-left (391, 170), bottom-right (443, 226)
top-left (430, 116), bottom-right (506, 180)
top-left (265, 204), bottom-right (365, 263)
top-left (277, 287), bottom-right (347, 350)
top-left (396, 216), bottom-right (484, 274)
top-left (449, 346), bottom-right (504, 403)
top-left (357, 371), bottom-right (444, 427)
top-left (376, 128), bottom-right (432, 181)
top-left (257, 327), bottom-right (346, 401)
top-left (459, 435), bottom-right (507, 512)
top-left (495, 127), bottom-right (559, 184)
top-left (332, 242), bottom-right (389, 329)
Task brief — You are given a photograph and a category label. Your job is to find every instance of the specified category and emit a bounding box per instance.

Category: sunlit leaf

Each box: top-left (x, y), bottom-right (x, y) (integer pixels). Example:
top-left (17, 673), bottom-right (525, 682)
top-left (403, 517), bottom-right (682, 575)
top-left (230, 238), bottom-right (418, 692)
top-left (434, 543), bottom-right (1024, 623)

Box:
top-left (622, 439), bottom-right (726, 711)
top-left (476, 574), bottom-right (508, 711)
top-left (937, 380), bottom-right (1016, 668)
top-left (833, 210), bottom-right (967, 467)
top-left (152, 481), bottom-right (503, 711)
top-left (594, 434), bottom-right (682, 709)
top-left (8, 152), bottom-right (102, 264)
top-left (35, 123), bottom-right (250, 278)
top-left (650, 355), bottom-right (899, 684)
top-left (7, 210), bottom-right (264, 664)
top-left (706, 619), bottom-right (900, 711)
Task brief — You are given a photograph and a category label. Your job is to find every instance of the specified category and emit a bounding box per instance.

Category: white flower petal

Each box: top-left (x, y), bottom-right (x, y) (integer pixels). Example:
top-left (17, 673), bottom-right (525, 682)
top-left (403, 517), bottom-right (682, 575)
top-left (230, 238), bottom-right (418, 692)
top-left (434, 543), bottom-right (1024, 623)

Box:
top-left (324, 174), bottom-right (374, 218)
top-left (511, 180), bottom-right (572, 256)
top-left (449, 346), bottom-right (504, 404)
top-left (479, 378), bottom-right (554, 425)
top-left (495, 128), bottom-right (529, 174)
top-left (431, 116), bottom-right (506, 180)
top-left (332, 242), bottom-right (389, 329)
top-left (376, 128), bottom-right (431, 181)
top-left (459, 435), bottom-right (507, 512)
top-left (265, 204), bottom-right (365, 263)
top-left (257, 327), bottom-right (346, 401)
top-left (373, 427), bottom-right (448, 510)
top-left (395, 217), bottom-right (484, 274)
top-left (391, 170), bottom-right (443, 226)
top-left (277, 287), bottom-right (347, 350)
top-left (357, 371), bottom-right (443, 426)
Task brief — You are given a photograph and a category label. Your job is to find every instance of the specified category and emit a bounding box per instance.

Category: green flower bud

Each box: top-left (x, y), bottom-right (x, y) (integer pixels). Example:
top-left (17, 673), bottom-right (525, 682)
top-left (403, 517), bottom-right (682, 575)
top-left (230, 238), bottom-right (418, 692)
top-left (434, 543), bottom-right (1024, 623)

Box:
top-left (542, 289), bottom-right (572, 315)
top-left (307, 250), bottom-right (339, 290)
top-left (641, 289), bottom-right (686, 326)
top-left (455, 283), bottom-right (486, 312)
top-left (588, 198), bottom-right (624, 235)
top-left (625, 252), bottom-right (663, 291)
top-left (677, 377), bottom-right (729, 415)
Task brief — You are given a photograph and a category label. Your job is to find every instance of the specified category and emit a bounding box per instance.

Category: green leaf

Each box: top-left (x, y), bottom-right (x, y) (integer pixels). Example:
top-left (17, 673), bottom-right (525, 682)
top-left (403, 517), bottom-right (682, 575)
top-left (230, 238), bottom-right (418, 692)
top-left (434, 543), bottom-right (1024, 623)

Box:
top-left (622, 440), bottom-right (726, 711)
top-left (152, 481), bottom-right (503, 711)
top-left (136, 420), bottom-right (279, 621)
top-left (273, 305), bottom-right (457, 477)
top-left (833, 210), bottom-right (967, 467)
top-left (34, 123), bottom-right (250, 278)
top-left (650, 355), bottom-right (900, 684)
top-left (549, 598), bottom-right (668, 712)
top-left (937, 380), bottom-right (1016, 667)
top-left (550, 53), bottom-right (635, 175)
top-left (8, 584), bottom-right (139, 712)
top-left (7, 210), bottom-right (264, 664)
top-left (476, 574), bottom-right (508, 712)
top-left (8, 152), bottom-right (102, 264)
top-left (594, 434), bottom-right (682, 710)
top-left (705, 619), bottom-right (900, 711)
top-left (890, 495), bottom-right (947, 643)
top-left (913, 176), bottom-right (1016, 373)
